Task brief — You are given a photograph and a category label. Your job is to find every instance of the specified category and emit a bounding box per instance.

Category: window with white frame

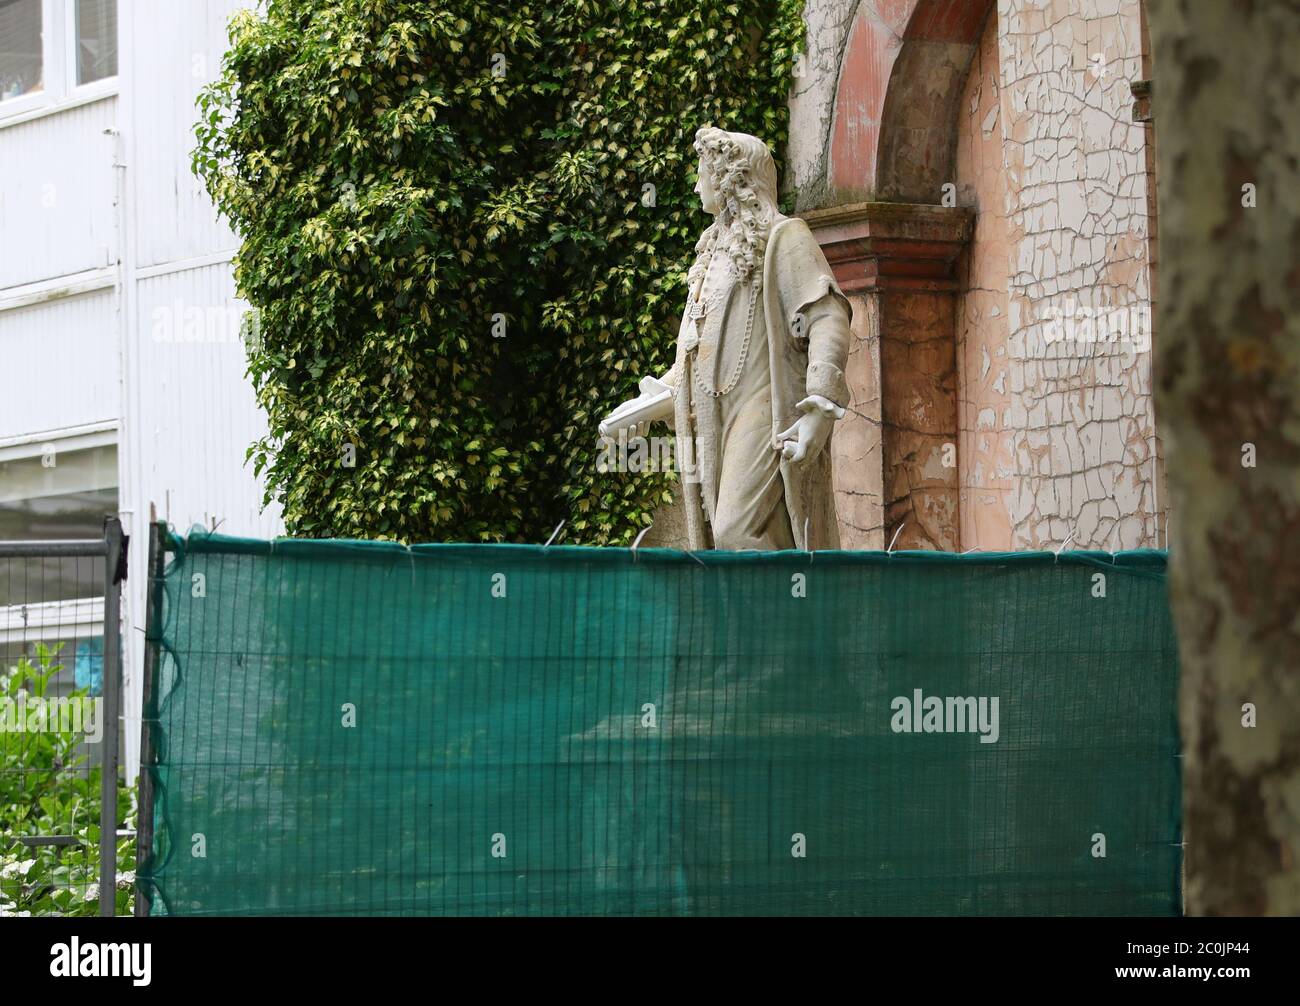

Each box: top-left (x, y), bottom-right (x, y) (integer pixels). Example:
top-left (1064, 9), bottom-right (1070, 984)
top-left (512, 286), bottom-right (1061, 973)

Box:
top-left (0, 0), bottom-right (115, 111)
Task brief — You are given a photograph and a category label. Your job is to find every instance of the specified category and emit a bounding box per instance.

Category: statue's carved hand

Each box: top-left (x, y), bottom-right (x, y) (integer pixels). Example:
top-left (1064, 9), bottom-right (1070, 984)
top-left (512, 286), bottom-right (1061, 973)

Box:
top-left (604, 401), bottom-right (651, 437)
top-left (775, 395), bottom-right (844, 464)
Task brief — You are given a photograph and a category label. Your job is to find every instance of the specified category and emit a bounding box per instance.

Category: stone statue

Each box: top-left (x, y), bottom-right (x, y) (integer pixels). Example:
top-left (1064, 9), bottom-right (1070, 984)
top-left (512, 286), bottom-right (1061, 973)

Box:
top-left (600, 127), bottom-right (852, 550)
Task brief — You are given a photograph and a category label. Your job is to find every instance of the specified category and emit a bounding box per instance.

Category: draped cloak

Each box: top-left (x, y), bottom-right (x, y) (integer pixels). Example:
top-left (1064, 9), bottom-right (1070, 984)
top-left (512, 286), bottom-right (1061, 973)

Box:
top-left (659, 215), bottom-right (852, 551)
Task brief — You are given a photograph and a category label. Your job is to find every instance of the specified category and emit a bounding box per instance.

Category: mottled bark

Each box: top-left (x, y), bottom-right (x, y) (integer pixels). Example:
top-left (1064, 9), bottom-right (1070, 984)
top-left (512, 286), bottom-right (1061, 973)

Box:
top-left (1147, 0), bottom-right (1300, 915)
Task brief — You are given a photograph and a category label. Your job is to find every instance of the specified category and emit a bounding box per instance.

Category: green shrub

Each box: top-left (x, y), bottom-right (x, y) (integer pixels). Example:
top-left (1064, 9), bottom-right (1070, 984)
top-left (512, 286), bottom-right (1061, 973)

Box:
top-left (0, 646), bottom-right (134, 917)
top-left (195, 0), bottom-right (804, 543)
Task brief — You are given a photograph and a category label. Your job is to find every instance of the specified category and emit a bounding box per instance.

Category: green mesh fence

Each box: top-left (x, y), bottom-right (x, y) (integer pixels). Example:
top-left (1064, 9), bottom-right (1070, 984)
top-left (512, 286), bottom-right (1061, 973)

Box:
top-left (138, 529), bottom-right (1181, 916)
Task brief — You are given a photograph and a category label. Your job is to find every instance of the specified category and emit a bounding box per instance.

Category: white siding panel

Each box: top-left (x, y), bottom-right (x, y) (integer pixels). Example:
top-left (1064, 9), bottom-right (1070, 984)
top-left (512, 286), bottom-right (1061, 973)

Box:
top-left (0, 290), bottom-right (119, 437)
top-left (128, 0), bottom-right (246, 269)
top-left (0, 97), bottom-right (120, 288)
top-left (128, 264), bottom-right (281, 537)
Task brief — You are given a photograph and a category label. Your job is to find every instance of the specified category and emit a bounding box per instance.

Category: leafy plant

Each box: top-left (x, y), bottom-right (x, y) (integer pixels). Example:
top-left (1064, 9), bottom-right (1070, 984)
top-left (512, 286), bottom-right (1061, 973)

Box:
top-left (194, 0), bottom-right (804, 543)
top-left (0, 645), bottom-right (134, 917)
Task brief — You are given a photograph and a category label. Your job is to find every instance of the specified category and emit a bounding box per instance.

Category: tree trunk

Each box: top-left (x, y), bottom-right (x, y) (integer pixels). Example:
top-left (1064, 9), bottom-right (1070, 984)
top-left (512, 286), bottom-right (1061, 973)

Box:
top-left (1148, 0), bottom-right (1300, 915)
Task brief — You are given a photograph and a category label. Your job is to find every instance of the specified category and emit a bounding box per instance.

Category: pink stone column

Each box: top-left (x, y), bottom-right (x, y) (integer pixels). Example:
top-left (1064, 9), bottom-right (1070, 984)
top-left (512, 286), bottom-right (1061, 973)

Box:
top-left (804, 201), bottom-right (972, 550)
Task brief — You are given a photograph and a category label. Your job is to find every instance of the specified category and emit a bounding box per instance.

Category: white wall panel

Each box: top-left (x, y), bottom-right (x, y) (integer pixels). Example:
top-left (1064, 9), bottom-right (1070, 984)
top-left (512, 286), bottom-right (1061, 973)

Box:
top-left (127, 0), bottom-right (245, 269)
top-left (127, 263), bottom-right (280, 536)
top-left (0, 96), bottom-right (119, 288)
top-left (0, 289), bottom-right (119, 436)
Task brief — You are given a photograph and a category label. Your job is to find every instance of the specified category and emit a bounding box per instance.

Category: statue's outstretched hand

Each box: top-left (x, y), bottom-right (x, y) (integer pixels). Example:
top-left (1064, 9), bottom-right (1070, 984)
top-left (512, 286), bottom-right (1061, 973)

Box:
top-left (601, 403), bottom-right (650, 438)
top-left (775, 396), bottom-right (845, 464)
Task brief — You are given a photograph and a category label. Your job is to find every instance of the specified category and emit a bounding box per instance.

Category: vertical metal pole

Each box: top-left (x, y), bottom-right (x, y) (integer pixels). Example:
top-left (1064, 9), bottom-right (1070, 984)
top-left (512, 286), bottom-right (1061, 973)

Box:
top-left (99, 517), bottom-right (125, 917)
top-left (135, 519), bottom-right (165, 917)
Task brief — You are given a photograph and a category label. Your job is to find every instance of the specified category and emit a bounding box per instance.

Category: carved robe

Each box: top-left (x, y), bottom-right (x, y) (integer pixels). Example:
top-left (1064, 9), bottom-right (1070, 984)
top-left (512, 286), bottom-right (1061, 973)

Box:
top-left (661, 215), bottom-right (852, 550)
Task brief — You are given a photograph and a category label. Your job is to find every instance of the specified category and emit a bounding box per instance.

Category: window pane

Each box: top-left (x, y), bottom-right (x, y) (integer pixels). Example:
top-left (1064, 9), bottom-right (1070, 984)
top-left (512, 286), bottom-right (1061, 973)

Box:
top-left (0, 0), bottom-right (43, 102)
top-left (0, 444), bottom-right (118, 605)
top-left (75, 0), bottom-right (116, 85)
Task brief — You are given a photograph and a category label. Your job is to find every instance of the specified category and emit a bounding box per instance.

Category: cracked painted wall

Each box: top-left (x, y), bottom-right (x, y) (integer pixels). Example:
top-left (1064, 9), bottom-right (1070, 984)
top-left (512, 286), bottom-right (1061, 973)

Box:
top-left (992, 0), bottom-right (1163, 549)
top-left (786, 0), bottom-right (866, 209)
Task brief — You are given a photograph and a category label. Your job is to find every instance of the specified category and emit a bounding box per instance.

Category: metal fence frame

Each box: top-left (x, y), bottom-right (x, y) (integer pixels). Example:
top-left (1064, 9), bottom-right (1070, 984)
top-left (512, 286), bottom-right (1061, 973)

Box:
top-left (0, 516), bottom-right (126, 917)
top-left (135, 519), bottom-right (166, 917)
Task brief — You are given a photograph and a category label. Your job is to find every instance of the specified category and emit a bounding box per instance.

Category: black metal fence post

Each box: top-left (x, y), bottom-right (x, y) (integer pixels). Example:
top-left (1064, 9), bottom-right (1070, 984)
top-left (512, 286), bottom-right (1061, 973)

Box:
top-left (99, 516), bottom-right (125, 917)
top-left (135, 520), bottom-right (166, 917)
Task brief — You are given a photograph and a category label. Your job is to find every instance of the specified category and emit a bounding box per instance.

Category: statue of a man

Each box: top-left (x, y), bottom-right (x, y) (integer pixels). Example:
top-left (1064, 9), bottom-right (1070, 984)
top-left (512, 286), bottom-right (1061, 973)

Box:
top-left (601, 127), bottom-right (852, 550)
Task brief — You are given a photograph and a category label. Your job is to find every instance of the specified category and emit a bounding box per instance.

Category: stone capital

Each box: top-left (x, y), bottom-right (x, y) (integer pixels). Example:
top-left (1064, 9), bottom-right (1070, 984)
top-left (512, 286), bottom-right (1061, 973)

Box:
top-left (800, 201), bottom-right (973, 293)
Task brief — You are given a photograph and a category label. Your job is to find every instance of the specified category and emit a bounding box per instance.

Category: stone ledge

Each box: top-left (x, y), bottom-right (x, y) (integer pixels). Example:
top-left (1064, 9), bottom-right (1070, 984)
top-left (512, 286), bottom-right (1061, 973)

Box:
top-left (800, 201), bottom-right (974, 293)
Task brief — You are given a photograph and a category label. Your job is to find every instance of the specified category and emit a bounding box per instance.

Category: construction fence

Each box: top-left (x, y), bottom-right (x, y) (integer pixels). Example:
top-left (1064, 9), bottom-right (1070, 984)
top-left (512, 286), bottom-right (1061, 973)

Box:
top-left (137, 527), bottom-right (1181, 916)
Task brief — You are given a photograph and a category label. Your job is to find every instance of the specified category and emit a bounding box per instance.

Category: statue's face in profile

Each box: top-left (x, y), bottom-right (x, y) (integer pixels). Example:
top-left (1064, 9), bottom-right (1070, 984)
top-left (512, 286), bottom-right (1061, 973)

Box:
top-left (694, 155), bottom-right (719, 216)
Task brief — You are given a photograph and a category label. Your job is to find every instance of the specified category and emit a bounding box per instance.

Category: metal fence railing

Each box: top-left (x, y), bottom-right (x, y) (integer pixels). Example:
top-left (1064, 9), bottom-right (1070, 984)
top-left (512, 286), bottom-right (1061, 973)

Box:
top-left (0, 517), bottom-right (127, 917)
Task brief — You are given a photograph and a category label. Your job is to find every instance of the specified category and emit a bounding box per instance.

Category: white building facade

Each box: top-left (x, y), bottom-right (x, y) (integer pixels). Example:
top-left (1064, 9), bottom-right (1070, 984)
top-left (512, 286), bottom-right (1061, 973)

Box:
top-left (0, 0), bottom-right (279, 775)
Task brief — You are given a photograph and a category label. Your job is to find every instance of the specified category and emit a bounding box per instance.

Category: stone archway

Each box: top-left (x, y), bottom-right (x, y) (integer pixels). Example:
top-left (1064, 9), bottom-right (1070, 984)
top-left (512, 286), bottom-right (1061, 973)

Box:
top-left (873, 0), bottom-right (999, 202)
top-left (806, 0), bottom-right (994, 550)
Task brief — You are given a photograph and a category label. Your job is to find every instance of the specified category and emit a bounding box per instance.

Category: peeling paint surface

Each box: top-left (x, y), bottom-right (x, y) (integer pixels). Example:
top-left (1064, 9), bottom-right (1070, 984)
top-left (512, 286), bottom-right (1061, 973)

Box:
top-left (993, 0), bottom-right (1161, 549)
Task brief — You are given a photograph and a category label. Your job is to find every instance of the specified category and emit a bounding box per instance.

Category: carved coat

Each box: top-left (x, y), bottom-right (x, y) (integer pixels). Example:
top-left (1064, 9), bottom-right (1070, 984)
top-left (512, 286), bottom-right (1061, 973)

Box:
top-left (661, 215), bottom-right (852, 551)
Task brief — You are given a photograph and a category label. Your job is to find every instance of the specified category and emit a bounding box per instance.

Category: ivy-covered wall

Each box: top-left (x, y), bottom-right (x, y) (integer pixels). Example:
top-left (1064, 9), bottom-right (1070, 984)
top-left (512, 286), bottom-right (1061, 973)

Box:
top-left (195, 0), bottom-right (805, 543)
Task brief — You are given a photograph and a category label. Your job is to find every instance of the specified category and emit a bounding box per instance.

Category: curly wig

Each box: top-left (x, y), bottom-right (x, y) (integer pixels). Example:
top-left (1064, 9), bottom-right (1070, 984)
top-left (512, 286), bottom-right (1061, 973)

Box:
top-left (689, 127), bottom-right (779, 290)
